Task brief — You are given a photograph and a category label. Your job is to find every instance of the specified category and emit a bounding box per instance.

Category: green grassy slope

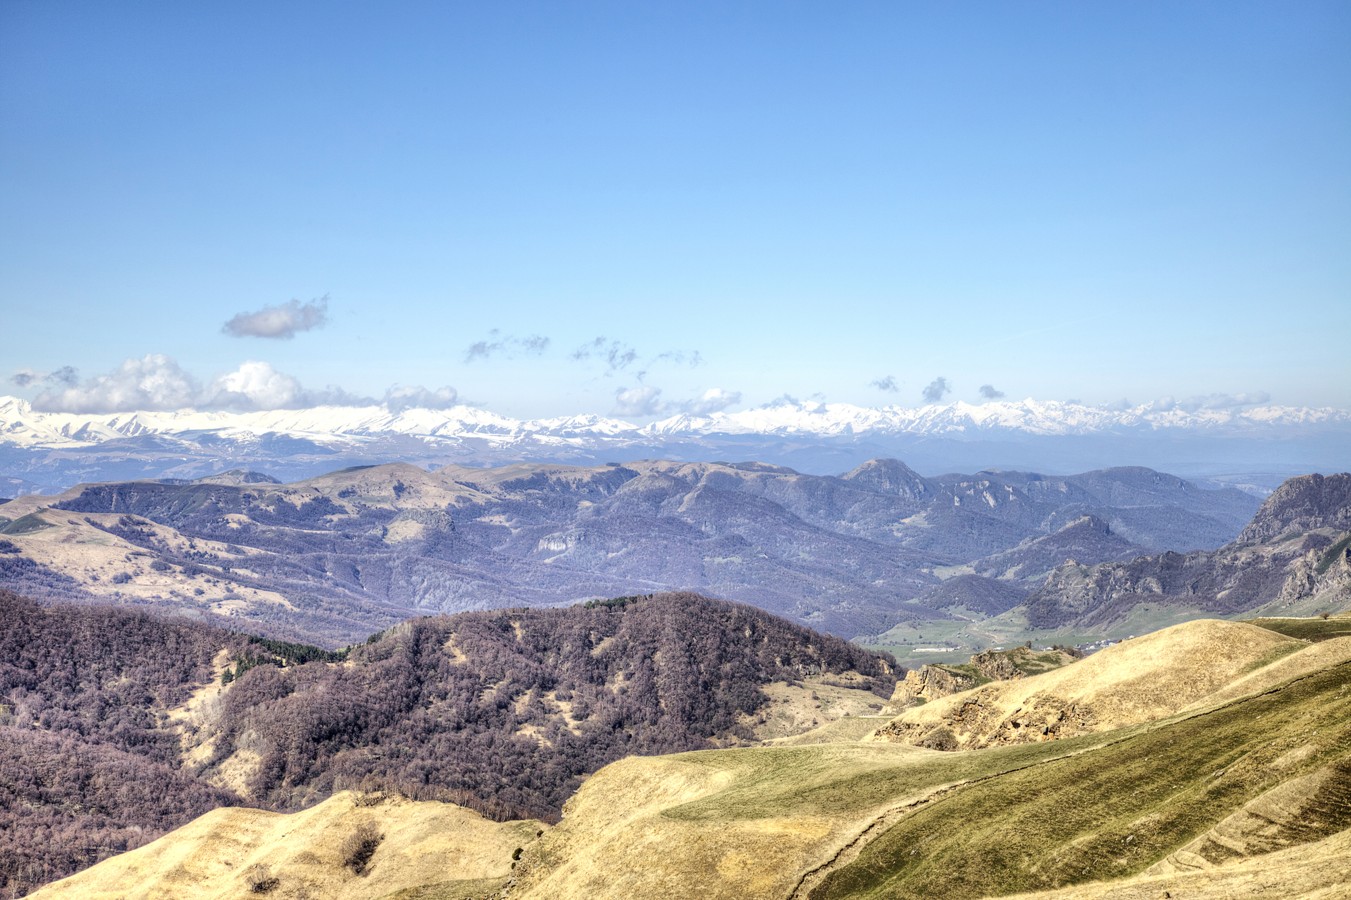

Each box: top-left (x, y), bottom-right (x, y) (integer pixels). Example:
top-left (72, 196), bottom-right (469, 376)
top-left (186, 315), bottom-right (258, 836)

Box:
top-left (1248, 615), bottom-right (1351, 642)
top-left (808, 660), bottom-right (1351, 899)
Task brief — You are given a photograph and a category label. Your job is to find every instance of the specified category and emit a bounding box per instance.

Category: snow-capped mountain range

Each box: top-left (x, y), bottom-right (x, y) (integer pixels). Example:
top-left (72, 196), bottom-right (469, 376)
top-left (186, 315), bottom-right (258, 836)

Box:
top-left (3, 395), bottom-right (1348, 447)
top-left (1, 395), bottom-right (1348, 495)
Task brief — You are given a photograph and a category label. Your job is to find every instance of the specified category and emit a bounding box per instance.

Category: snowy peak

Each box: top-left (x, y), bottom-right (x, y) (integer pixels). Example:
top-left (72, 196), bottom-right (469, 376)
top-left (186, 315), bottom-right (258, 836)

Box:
top-left (1, 395), bottom-right (1348, 449)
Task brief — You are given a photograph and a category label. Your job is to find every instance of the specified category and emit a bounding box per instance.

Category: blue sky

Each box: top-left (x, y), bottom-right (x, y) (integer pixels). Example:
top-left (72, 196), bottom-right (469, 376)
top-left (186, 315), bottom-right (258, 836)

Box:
top-left (2, 1), bottom-right (1348, 418)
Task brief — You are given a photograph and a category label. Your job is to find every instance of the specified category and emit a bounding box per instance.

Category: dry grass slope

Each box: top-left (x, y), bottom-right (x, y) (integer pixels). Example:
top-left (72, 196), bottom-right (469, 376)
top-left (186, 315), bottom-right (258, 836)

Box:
top-left (30, 791), bottom-right (543, 900)
top-left (871, 619), bottom-right (1301, 749)
top-left (1003, 828), bottom-right (1351, 900)
top-left (808, 657), bottom-right (1351, 898)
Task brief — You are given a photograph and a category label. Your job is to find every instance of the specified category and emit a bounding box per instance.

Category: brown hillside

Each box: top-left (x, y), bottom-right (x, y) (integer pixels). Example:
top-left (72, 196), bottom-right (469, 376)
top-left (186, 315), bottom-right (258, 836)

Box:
top-left (871, 619), bottom-right (1299, 749)
top-left (29, 790), bottom-right (543, 900)
top-left (1003, 827), bottom-right (1351, 900)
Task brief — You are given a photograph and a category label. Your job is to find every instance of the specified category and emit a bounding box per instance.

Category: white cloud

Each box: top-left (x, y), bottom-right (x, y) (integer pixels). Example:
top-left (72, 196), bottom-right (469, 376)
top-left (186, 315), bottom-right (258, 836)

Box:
top-left (681, 387), bottom-right (741, 415)
top-left (29, 355), bottom-right (375, 413)
top-left (1153, 392), bottom-right (1272, 412)
top-left (384, 384), bottom-right (459, 412)
top-left (35, 354), bottom-right (199, 413)
top-left (223, 296), bottom-right (329, 339)
top-left (205, 361), bottom-right (307, 409)
top-left (613, 385), bottom-right (665, 417)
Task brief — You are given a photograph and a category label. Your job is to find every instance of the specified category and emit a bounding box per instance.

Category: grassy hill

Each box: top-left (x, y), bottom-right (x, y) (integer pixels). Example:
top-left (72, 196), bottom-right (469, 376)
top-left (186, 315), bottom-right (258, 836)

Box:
top-left (35, 617), bottom-right (1351, 899)
top-left (873, 619), bottom-right (1301, 749)
top-left (30, 790), bottom-right (543, 900)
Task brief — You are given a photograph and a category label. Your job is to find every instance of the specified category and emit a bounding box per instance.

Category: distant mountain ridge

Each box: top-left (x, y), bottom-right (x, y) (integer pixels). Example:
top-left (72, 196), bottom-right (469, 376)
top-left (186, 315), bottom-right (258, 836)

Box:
top-left (0, 459), bottom-right (1261, 643)
top-left (2, 395), bottom-right (1348, 492)
top-left (1025, 472), bottom-right (1351, 628)
top-left (4, 395), bottom-right (1348, 447)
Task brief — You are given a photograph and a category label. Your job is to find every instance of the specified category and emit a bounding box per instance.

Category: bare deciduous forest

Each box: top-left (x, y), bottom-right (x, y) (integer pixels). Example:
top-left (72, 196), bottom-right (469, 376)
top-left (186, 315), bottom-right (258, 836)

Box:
top-left (0, 590), bottom-right (895, 896)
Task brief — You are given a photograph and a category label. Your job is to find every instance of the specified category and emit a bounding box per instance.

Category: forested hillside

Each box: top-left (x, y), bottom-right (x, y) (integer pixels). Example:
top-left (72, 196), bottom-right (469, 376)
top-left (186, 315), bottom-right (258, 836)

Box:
top-left (0, 590), bottom-right (894, 896)
top-left (0, 592), bottom-right (249, 895)
top-left (206, 592), bottom-right (894, 819)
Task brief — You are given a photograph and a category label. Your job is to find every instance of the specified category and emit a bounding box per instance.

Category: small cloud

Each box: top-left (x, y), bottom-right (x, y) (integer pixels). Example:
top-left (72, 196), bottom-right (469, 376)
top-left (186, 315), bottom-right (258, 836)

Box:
top-left (206, 361), bottom-right (374, 410)
top-left (383, 384), bottom-right (459, 412)
top-left (303, 385), bottom-right (374, 407)
top-left (464, 330), bottom-right (551, 363)
top-left (35, 354), bottom-right (199, 413)
top-left (1199, 391), bottom-right (1271, 409)
top-left (613, 385), bottom-right (664, 417)
top-left (922, 376), bottom-right (951, 404)
top-left (204, 361), bottom-right (306, 410)
top-left (978, 384), bottom-right (1005, 400)
top-left (49, 365), bottom-right (78, 387)
top-left (759, 393), bottom-right (827, 414)
top-left (573, 337), bottom-right (701, 375)
top-left (573, 336), bottom-right (639, 372)
top-left (465, 341), bottom-right (494, 363)
top-left (223, 296), bottom-right (329, 339)
top-left (11, 366), bottom-right (79, 389)
top-left (681, 387), bottom-right (741, 416)
top-left (1153, 391), bottom-right (1272, 412)
top-left (871, 375), bottom-right (899, 393)
top-left (653, 350), bottom-right (703, 368)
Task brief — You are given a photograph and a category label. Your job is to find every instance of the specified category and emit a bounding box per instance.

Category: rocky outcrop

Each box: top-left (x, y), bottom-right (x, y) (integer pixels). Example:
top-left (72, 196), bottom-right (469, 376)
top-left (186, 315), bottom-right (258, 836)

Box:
top-left (1277, 535), bottom-right (1351, 606)
top-left (1238, 473), bottom-right (1351, 544)
top-left (875, 692), bottom-right (1099, 749)
top-left (1025, 473), bottom-right (1351, 629)
top-left (884, 646), bottom-right (1078, 713)
top-left (969, 649), bottom-right (1022, 681)
top-left (886, 666), bottom-right (979, 710)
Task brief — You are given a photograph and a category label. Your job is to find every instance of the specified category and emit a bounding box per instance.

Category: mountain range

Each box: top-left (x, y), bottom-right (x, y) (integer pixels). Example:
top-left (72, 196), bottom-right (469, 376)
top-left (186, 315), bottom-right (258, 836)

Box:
top-left (878, 472), bottom-right (1351, 658)
top-left (0, 459), bottom-right (1263, 645)
top-left (3, 395), bottom-right (1348, 493)
top-left (1025, 472), bottom-right (1351, 629)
